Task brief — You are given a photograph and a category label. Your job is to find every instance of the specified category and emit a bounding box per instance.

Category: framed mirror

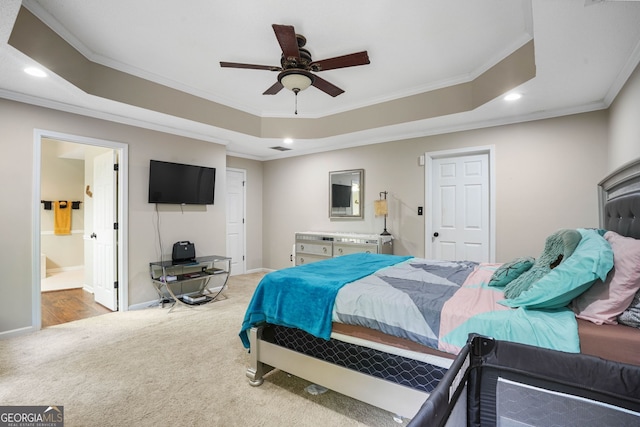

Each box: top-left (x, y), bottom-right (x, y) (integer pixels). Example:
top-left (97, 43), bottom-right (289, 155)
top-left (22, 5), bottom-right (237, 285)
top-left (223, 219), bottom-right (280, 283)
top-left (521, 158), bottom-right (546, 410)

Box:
top-left (329, 169), bottom-right (364, 219)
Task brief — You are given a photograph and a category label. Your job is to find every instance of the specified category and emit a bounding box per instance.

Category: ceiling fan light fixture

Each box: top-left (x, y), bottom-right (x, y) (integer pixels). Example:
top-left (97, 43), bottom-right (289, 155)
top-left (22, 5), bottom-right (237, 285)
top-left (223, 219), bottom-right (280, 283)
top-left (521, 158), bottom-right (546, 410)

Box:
top-left (279, 69), bottom-right (314, 92)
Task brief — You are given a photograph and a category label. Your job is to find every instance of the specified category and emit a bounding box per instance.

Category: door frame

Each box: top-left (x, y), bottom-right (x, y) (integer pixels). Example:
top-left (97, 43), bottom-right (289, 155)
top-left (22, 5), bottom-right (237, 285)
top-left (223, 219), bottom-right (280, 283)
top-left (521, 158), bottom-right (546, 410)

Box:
top-left (226, 167), bottom-right (247, 275)
top-left (425, 145), bottom-right (496, 262)
top-left (32, 129), bottom-right (129, 329)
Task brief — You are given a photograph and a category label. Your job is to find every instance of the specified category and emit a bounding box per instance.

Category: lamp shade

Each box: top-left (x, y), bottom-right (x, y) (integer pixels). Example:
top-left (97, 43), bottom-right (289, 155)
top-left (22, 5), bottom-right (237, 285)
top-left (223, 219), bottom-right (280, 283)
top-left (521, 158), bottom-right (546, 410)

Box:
top-left (374, 199), bottom-right (388, 217)
top-left (279, 70), bottom-right (314, 92)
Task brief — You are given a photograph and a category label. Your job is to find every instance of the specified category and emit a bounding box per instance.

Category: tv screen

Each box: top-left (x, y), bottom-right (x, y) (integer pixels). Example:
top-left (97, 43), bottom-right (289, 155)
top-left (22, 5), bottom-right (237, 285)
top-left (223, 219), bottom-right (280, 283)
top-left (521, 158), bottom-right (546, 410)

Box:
top-left (148, 160), bottom-right (216, 205)
top-left (331, 184), bottom-right (352, 208)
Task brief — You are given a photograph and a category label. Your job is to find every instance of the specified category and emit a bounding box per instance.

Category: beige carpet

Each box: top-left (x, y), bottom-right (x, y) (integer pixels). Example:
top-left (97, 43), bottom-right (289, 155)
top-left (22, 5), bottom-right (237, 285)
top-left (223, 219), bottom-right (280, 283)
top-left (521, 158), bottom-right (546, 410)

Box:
top-left (0, 272), bottom-right (411, 426)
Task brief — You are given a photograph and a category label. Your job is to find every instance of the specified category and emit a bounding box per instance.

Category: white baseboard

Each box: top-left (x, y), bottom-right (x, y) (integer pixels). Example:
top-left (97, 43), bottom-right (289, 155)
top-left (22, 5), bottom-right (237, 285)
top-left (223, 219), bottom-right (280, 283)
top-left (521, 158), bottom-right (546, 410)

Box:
top-left (0, 326), bottom-right (36, 340)
top-left (246, 268), bottom-right (273, 274)
top-left (128, 300), bottom-right (163, 311)
top-left (46, 265), bottom-right (84, 274)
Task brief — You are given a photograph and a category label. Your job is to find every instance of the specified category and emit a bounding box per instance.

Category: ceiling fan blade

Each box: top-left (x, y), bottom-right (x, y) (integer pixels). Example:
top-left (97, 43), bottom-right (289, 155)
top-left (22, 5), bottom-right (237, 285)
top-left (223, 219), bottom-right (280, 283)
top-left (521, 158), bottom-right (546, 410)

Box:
top-left (312, 75), bottom-right (344, 97)
top-left (311, 51), bottom-right (370, 71)
top-left (263, 81), bottom-right (284, 95)
top-left (220, 62), bottom-right (281, 71)
top-left (272, 24), bottom-right (300, 60)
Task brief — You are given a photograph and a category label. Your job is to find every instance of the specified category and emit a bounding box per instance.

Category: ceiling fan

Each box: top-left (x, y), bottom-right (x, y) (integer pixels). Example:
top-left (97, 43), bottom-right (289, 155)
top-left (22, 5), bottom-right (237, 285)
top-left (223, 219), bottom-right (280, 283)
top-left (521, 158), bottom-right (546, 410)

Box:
top-left (220, 24), bottom-right (370, 110)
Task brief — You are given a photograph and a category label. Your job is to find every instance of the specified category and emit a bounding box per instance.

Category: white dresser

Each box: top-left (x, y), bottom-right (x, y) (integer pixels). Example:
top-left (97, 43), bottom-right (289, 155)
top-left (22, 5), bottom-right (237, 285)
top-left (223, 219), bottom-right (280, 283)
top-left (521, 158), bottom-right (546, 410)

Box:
top-left (294, 232), bottom-right (393, 266)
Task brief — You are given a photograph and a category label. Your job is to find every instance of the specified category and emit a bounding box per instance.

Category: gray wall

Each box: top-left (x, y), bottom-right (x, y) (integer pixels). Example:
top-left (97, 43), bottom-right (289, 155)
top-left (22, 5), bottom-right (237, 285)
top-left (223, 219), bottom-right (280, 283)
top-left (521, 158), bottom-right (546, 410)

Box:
top-left (0, 99), bottom-right (227, 334)
top-left (609, 61), bottom-right (640, 172)
top-left (262, 111), bottom-right (609, 270)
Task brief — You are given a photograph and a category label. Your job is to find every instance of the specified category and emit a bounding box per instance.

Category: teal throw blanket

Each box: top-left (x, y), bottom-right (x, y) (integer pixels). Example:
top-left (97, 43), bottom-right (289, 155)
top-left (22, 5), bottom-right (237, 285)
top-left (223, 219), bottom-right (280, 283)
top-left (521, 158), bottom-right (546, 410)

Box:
top-left (239, 253), bottom-right (412, 348)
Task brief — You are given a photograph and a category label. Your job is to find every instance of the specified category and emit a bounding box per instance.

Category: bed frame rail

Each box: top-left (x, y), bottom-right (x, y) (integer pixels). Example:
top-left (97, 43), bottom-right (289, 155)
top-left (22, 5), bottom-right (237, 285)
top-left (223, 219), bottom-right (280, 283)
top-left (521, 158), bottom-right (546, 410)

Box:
top-left (246, 325), bottom-right (430, 418)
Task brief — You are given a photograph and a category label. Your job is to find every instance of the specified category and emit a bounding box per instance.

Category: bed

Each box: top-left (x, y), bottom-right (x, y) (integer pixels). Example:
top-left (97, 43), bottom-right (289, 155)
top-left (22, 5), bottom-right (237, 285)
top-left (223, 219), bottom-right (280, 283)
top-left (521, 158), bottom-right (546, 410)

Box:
top-left (240, 158), bottom-right (640, 420)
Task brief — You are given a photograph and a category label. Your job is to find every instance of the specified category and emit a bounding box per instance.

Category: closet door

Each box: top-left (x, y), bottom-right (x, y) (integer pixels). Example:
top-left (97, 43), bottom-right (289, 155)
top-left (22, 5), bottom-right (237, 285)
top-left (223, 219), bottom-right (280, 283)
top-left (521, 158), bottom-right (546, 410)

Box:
top-left (429, 153), bottom-right (490, 262)
top-left (226, 168), bottom-right (246, 275)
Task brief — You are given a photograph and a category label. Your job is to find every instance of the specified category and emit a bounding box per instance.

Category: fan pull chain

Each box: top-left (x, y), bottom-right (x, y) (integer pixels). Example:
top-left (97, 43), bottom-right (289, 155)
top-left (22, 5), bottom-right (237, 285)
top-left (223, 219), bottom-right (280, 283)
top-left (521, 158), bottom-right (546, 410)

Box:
top-left (293, 88), bottom-right (300, 115)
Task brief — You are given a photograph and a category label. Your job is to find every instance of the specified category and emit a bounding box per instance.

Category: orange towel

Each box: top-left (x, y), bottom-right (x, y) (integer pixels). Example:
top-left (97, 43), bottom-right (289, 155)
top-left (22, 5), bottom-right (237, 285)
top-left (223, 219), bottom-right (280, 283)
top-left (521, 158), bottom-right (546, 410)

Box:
top-left (54, 201), bottom-right (72, 235)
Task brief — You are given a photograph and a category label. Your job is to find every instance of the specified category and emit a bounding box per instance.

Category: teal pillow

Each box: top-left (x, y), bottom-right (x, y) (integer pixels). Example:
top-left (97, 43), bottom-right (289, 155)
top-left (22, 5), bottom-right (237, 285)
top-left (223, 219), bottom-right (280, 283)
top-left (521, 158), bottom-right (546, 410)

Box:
top-left (499, 229), bottom-right (613, 309)
top-left (488, 257), bottom-right (535, 287)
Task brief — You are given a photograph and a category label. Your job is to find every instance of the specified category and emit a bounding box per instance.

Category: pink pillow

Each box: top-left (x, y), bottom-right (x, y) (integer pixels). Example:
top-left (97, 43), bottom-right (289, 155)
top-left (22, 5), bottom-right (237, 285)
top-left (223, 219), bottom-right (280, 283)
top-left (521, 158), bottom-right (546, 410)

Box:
top-left (572, 231), bottom-right (640, 325)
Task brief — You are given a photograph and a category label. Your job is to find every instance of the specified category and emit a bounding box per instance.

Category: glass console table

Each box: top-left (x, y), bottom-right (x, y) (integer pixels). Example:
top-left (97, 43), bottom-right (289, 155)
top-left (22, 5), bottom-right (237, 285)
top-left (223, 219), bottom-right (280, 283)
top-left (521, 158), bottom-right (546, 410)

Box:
top-left (149, 255), bottom-right (231, 311)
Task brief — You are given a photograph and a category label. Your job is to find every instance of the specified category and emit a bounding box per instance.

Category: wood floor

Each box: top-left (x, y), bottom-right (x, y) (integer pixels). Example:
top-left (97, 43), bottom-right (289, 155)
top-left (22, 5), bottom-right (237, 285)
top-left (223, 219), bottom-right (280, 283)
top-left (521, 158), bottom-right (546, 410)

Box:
top-left (41, 288), bottom-right (112, 328)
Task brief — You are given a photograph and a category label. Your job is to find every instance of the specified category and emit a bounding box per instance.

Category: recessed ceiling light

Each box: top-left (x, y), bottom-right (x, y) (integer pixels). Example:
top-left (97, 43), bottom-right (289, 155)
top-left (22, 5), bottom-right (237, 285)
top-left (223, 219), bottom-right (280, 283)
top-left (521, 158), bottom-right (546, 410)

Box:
top-left (504, 93), bottom-right (522, 101)
top-left (24, 67), bottom-right (47, 78)
top-left (283, 138), bottom-right (293, 144)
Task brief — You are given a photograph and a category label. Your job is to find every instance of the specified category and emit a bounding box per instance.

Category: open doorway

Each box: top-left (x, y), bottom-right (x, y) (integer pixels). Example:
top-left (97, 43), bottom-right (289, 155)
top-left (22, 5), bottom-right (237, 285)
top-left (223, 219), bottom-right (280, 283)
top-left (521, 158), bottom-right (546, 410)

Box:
top-left (32, 130), bottom-right (128, 330)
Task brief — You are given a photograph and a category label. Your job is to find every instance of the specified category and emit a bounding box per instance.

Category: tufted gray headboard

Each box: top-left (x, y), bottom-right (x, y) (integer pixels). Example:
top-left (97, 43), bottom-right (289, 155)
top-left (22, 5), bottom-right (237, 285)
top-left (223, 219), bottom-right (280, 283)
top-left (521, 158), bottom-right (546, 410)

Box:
top-left (599, 158), bottom-right (640, 239)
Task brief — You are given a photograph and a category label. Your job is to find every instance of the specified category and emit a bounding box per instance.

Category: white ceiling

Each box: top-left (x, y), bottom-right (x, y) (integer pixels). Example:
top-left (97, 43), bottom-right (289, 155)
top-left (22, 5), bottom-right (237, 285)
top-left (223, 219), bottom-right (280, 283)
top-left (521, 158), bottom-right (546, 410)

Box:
top-left (1, 0), bottom-right (640, 160)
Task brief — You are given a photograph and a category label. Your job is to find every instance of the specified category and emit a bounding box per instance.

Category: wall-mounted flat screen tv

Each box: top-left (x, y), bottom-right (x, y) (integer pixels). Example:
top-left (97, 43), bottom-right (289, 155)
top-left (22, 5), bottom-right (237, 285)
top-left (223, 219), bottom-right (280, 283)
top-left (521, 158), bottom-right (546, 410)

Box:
top-left (331, 184), bottom-right (352, 208)
top-left (148, 160), bottom-right (216, 205)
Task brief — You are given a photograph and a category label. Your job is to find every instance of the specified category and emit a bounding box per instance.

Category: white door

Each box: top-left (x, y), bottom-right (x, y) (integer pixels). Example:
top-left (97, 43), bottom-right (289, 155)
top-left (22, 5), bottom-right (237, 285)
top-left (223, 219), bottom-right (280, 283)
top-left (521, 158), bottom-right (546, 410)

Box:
top-left (93, 151), bottom-right (117, 310)
top-left (428, 153), bottom-right (490, 262)
top-left (226, 168), bottom-right (246, 275)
